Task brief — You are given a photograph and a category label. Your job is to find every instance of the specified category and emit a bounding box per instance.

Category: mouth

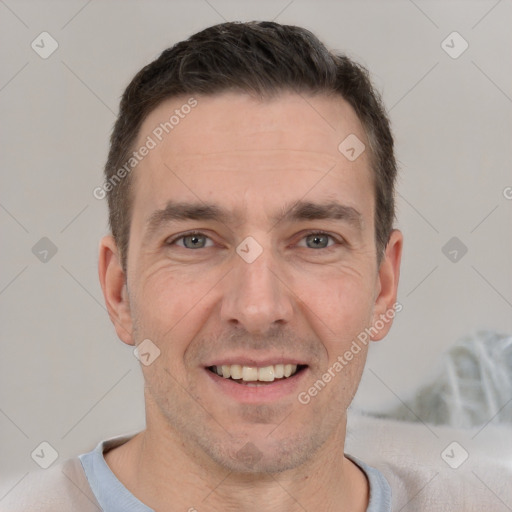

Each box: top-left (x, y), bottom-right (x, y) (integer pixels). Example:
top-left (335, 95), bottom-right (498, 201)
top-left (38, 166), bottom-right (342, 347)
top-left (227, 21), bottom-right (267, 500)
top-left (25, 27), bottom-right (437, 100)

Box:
top-left (207, 363), bottom-right (308, 386)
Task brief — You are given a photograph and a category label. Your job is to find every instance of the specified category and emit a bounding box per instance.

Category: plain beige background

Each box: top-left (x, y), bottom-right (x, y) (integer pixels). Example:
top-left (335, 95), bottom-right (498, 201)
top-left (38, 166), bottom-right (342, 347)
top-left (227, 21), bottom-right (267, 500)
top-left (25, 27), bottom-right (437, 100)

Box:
top-left (1, 0), bottom-right (511, 490)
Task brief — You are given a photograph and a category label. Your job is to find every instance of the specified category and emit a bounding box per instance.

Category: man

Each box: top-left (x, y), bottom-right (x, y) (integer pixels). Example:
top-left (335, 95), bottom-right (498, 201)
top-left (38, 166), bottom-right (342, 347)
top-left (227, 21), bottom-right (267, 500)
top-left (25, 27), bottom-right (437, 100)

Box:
top-left (3, 21), bottom-right (402, 511)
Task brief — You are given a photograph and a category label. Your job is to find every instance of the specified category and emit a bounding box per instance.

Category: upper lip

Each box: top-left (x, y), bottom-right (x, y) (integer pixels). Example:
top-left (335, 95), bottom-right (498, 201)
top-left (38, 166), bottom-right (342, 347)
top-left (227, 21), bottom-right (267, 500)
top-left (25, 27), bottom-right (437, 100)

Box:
top-left (205, 355), bottom-right (309, 367)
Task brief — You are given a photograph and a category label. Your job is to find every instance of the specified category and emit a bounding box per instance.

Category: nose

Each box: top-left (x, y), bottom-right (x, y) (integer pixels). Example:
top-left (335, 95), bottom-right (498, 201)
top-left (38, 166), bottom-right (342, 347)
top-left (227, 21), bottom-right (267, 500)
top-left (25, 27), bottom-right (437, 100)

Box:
top-left (220, 245), bottom-right (294, 335)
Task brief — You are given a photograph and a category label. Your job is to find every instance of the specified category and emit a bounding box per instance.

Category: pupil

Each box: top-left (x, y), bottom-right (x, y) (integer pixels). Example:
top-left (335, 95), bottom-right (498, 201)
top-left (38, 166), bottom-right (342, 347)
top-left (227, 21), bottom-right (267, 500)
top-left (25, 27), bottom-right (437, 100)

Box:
top-left (186, 235), bottom-right (203, 248)
top-left (309, 234), bottom-right (326, 248)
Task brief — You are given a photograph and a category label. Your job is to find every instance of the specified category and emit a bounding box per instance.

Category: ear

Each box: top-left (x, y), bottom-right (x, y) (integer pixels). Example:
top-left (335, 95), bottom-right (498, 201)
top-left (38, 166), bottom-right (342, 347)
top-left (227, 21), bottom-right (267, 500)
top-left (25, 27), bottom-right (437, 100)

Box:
top-left (370, 229), bottom-right (403, 341)
top-left (98, 235), bottom-right (135, 345)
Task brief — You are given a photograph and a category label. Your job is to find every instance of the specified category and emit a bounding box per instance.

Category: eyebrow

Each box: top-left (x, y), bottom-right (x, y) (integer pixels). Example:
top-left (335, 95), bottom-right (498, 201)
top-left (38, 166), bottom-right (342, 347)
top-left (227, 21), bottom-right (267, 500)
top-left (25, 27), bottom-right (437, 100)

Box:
top-left (143, 199), bottom-right (363, 240)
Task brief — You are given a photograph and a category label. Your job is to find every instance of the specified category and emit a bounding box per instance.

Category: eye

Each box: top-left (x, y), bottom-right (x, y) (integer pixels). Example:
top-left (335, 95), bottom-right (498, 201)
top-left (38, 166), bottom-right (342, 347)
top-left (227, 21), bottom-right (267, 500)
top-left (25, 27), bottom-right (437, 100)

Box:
top-left (297, 231), bottom-right (339, 249)
top-left (166, 230), bottom-right (341, 251)
top-left (168, 231), bottom-right (214, 249)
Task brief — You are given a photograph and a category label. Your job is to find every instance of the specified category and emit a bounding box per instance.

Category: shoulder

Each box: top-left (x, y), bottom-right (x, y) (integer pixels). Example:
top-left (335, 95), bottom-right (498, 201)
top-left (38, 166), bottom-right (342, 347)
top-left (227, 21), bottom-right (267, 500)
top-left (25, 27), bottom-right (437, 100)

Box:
top-left (1, 456), bottom-right (101, 512)
top-left (346, 412), bottom-right (512, 511)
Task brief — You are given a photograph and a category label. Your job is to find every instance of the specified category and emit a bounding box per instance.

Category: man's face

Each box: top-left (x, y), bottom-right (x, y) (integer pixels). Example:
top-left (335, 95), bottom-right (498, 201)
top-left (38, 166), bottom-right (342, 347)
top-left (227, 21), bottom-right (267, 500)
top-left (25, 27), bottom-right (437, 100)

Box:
top-left (106, 91), bottom-right (400, 473)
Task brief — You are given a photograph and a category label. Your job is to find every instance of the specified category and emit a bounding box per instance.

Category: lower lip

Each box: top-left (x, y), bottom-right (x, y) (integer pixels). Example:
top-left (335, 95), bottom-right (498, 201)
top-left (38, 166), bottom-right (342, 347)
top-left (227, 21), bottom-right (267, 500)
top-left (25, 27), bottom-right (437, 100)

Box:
top-left (204, 367), bottom-right (309, 404)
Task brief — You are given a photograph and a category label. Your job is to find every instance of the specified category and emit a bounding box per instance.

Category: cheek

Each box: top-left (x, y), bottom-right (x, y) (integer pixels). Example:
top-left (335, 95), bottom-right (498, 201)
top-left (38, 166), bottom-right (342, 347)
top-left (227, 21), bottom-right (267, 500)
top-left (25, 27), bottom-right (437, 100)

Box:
top-left (293, 268), bottom-right (376, 392)
top-left (131, 267), bottom-right (215, 362)
top-left (297, 267), bottom-right (375, 337)
top-left (139, 264), bottom-right (210, 316)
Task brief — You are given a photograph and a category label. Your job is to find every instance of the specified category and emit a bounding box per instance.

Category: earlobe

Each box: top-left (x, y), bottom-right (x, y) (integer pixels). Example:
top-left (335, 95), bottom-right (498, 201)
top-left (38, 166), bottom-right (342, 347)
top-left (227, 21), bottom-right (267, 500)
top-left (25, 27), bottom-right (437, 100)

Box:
top-left (98, 235), bottom-right (135, 345)
top-left (370, 229), bottom-right (403, 341)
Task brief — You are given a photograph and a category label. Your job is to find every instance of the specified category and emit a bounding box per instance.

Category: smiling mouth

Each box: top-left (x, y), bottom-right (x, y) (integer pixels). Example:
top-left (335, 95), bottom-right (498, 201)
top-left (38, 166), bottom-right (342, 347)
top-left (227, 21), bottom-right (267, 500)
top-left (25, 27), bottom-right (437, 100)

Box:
top-left (207, 364), bottom-right (307, 384)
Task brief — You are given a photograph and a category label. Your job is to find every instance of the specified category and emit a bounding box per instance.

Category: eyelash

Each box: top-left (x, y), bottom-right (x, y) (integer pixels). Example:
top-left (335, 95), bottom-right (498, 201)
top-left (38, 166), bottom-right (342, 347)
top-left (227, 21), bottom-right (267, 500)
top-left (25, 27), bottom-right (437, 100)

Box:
top-left (166, 230), bottom-right (343, 250)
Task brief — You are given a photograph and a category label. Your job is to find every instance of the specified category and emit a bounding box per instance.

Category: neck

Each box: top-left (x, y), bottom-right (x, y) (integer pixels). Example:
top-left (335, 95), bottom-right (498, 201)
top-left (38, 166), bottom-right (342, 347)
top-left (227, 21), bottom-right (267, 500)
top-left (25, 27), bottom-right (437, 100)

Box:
top-left (105, 414), bottom-right (368, 512)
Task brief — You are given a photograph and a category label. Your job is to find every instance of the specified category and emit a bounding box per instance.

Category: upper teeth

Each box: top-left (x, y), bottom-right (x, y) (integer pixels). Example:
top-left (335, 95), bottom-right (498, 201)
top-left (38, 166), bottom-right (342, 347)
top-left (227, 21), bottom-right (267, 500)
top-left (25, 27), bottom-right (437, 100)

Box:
top-left (212, 364), bottom-right (298, 382)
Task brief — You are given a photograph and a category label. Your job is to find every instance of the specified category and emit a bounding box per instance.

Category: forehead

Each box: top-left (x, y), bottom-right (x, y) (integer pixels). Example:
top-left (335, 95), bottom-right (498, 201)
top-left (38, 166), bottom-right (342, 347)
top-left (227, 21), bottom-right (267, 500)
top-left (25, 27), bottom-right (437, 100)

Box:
top-left (137, 91), bottom-right (365, 156)
top-left (130, 91), bottom-right (373, 231)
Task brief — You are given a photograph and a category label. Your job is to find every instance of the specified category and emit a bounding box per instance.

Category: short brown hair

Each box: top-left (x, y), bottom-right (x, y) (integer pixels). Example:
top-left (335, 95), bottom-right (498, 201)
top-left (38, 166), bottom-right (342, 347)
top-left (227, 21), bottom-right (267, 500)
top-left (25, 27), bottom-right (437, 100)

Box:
top-left (104, 21), bottom-right (397, 272)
